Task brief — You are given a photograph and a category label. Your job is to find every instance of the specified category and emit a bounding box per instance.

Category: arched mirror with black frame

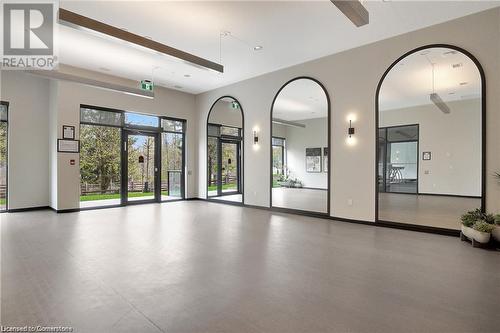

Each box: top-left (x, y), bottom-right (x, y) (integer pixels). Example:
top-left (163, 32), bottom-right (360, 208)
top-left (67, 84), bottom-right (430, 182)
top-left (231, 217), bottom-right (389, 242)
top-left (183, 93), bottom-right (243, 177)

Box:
top-left (270, 77), bottom-right (330, 215)
top-left (207, 96), bottom-right (244, 204)
top-left (376, 45), bottom-right (485, 232)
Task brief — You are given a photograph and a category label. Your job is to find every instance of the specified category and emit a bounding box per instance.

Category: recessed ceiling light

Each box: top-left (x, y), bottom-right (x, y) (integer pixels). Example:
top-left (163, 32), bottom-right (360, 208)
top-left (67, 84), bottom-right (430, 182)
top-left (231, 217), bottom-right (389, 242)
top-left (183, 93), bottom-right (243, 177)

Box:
top-left (184, 74), bottom-right (191, 78)
top-left (459, 82), bottom-right (468, 86)
top-left (254, 45), bottom-right (263, 51)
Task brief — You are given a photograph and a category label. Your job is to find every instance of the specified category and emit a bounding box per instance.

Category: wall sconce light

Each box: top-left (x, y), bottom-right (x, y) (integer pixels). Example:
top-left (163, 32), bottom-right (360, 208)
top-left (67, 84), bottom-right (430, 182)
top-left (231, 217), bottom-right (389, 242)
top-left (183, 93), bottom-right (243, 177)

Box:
top-left (348, 120), bottom-right (355, 138)
top-left (253, 127), bottom-right (260, 151)
top-left (346, 119), bottom-right (356, 146)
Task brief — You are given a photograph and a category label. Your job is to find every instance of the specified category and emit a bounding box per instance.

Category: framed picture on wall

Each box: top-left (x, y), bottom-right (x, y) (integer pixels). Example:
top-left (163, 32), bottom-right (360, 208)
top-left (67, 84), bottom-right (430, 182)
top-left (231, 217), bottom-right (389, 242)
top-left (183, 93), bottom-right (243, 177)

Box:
top-left (423, 151), bottom-right (432, 161)
top-left (62, 125), bottom-right (75, 139)
top-left (306, 148), bottom-right (322, 173)
top-left (323, 147), bottom-right (328, 173)
top-left (58, 139), bottom-right (80, 153)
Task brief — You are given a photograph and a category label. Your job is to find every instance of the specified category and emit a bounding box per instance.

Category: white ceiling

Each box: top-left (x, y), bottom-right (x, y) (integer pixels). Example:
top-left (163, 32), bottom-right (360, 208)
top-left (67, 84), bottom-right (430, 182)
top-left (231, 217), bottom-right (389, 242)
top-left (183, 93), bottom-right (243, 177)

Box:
top-left (379, 47), bottom-right (481, 111)
top-left (273, 78), bottom-right (328, 121)
top-left (58, 1), bottom-right (500, 94)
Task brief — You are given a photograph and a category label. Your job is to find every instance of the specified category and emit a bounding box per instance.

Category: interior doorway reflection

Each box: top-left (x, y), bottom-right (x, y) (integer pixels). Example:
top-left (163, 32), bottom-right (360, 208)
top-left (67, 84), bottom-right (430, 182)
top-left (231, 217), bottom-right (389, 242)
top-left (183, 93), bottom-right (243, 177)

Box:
top-left (378, 125), bottom-right (418, 194)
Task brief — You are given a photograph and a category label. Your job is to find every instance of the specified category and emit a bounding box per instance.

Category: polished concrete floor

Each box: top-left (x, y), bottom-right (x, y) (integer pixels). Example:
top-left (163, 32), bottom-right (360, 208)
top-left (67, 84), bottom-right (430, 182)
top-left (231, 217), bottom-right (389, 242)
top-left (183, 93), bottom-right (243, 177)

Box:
top-left (272, 187), bottom-right (327, 213)
top-left (378, 193), bottom-right (481, 230)
top-left (2, 201), bottom-right (499, 333)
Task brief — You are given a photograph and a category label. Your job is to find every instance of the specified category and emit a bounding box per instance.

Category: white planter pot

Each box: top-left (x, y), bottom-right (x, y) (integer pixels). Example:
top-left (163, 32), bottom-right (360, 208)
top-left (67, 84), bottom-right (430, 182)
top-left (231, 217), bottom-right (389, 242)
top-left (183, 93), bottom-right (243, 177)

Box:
top-left (492, 226), bottom-right (500, 242)
top-left (461, 225), bottom-right (491, 244)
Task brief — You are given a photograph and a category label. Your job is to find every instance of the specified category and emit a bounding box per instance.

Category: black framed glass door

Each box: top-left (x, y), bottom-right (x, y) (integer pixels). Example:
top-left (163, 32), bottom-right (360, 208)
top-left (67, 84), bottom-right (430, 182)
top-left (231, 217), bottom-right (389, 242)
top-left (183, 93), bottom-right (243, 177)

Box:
top-left (219, 140), bottom-right (240, 196)
top-left (122, 130), bottom-right (160, 204)
top-left (80, 106), bottom-right (187, 209)
top-left (160, 118), bottom-right (186, 201)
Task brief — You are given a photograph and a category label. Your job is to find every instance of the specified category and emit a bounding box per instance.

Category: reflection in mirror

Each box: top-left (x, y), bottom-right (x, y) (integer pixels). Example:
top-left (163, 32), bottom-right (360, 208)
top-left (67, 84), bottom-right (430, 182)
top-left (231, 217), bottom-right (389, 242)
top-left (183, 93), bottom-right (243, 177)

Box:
top-left (378, 47), bottom-right (482, 230)
top-left (271, 78), bottom-right (329, 214)
top-left (207, 97), bottom-right (243, 203)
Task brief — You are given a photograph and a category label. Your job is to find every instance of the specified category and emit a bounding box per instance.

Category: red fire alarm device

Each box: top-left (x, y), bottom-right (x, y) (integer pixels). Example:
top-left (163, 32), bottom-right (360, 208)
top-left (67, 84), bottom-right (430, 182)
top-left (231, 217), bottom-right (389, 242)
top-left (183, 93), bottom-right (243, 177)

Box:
top-left (70, 159), bottom-right (75, 165)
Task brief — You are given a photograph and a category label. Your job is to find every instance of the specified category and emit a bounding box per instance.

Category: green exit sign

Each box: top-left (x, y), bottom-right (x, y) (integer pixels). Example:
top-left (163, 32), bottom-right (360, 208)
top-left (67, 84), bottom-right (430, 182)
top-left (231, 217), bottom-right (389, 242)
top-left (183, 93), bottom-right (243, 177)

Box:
top-left (141, 80), bottom-right (154, 91)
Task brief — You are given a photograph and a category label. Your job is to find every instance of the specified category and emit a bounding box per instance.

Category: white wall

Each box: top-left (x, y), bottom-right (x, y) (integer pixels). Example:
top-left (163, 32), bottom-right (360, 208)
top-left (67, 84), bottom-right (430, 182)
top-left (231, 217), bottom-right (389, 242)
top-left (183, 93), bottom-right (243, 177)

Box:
top-left (380, 99), bottom-right (481, 197)
top-left (196, 8), bottom-right (500, 221)
top-left (1, 71), bottom-right (50, 210)
top-left (274, 118), bottom-right (328, 189)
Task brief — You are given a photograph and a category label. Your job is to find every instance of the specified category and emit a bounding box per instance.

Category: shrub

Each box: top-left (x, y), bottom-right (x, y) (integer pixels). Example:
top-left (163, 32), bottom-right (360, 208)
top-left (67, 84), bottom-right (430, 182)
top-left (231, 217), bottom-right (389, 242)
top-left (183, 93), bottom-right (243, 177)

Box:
top-left (482, 213), bottom-right (495, 225)
top-left (461, 208), bottom-right (483, 227)
top-left (472, 220), bottom-right (495, 233)
top-left (460, 209), bottom-right (495, 226)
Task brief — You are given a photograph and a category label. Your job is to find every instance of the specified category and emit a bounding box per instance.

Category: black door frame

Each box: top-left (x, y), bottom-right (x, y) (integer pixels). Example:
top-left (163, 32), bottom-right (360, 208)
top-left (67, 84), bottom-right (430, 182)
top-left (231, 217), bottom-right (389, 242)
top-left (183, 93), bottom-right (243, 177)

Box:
top-left (121, 129), bottom-right (161, 205)
top-left (218, 138), bottom-right (242, 196)
top-left (160, 118), bottom-right (187, 202)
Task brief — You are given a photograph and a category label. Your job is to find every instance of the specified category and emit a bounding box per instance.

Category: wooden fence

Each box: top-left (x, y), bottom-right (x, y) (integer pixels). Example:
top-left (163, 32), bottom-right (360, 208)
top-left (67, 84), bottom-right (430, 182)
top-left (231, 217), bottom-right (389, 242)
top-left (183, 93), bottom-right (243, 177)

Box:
top-left (81, 171), bottom-right (182, 195)
top-left (208, 175), bottom-right (237, 186)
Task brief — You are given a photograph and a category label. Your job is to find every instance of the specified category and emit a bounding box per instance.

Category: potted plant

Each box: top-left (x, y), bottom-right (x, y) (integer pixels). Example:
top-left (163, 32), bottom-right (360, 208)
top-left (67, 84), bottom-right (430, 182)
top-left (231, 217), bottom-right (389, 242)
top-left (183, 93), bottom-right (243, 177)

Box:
top-left (471, 221), bottom-right (494, 246)
top-left (293, 178), bottom-right (303, 188)
top-left (460, 209), bottom-right (494, 247)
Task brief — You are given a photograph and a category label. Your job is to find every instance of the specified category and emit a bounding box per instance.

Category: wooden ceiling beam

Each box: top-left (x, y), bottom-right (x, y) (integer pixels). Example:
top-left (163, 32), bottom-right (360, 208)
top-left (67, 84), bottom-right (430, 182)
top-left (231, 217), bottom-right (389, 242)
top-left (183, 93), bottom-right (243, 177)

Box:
top-left (330, 1), bottom-right (369, 27)
top-left (58, 8), bottom-right (224, 73)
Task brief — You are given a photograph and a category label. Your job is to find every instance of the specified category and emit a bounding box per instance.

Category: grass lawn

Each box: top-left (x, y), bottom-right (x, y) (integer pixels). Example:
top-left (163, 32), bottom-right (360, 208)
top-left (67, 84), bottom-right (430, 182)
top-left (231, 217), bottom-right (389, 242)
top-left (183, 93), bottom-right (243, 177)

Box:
top-left (80, 191), bottom-right (169, 201)
top-left (207, 184), bottom-right (237, 191)
top-left (0, 198), bottom-right (5, 206)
